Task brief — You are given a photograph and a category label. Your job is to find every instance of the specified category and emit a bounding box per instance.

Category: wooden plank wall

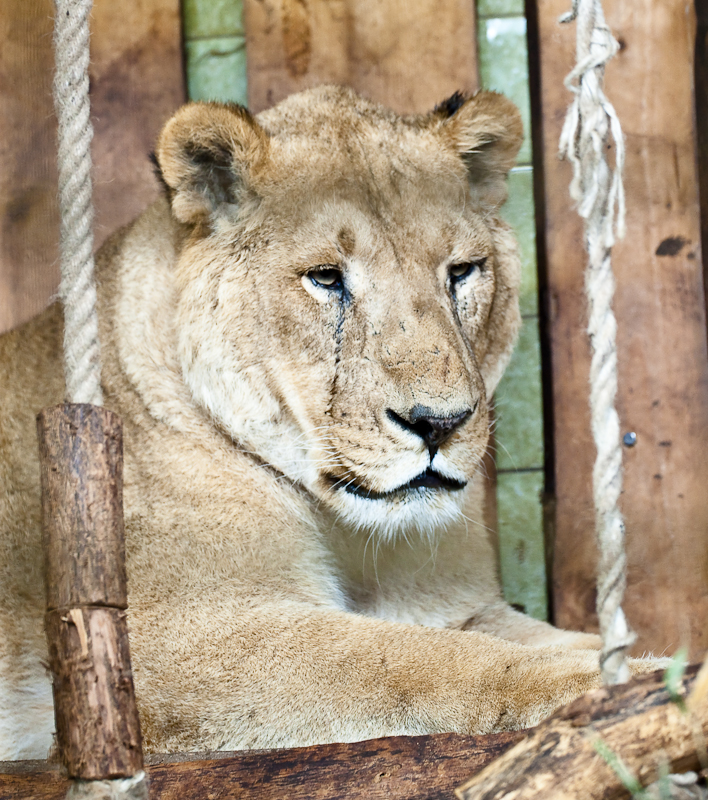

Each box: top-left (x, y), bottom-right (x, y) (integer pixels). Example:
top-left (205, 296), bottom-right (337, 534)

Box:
top-left (243, 0), bottom-right (479, 114)
top-left (0, 0), bottom-right (185, 335)
top-left (532, 0), bottom-right (708, 659)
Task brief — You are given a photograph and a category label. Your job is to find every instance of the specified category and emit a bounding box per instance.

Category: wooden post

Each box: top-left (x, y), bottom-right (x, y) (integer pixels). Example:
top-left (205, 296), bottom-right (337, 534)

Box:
top-left (531, 0), bottom-right (708, 659)
top-left (37, 404), bottom-right (144, 781)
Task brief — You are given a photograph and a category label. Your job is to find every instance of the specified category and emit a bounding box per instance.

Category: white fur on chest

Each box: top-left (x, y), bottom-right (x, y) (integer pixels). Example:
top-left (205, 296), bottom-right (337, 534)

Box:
top-left (0, 655), bottom-right (54, 761)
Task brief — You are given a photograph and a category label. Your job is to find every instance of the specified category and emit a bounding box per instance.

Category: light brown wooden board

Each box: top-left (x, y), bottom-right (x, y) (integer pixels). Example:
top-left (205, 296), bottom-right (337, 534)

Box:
top-left (0, 731), bottom-right (522, 800)
top-left (244, 0), bottom-right (479, 114)
top-left (457, 665), bottom-right (704, 800)
top-left (697, 1), bottom-right (708, 319)
top-left (0, 0), bottom-right (185, 335)
top-left (0, 0), bottom-right (60, 335)
top-left (533, 0), bottom-right (708, 658)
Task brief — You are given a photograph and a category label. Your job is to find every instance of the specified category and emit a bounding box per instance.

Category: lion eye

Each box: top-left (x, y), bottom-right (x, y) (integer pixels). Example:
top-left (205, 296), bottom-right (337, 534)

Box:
top-left (449, 258), bottom-right (486, 282)
top-left (308, 267), bottom-right (343, 289)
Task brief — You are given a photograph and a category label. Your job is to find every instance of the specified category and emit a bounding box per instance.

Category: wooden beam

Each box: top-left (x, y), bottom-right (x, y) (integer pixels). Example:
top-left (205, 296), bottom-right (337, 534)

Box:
top-left (457, 664), bottom-right (705, 800)
top-left (0, 731), bottom-right (522, 800)
top-left (243, 0), bottom-right (479, 114)
top-left (0, 0), bottom-right (185, 335)
top-left (532, 0), bottom-right (708, 659)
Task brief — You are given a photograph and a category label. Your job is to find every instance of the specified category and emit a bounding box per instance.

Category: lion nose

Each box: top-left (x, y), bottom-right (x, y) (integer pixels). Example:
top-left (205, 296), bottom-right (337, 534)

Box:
top-left (387, 403), bottom-right (475, 454)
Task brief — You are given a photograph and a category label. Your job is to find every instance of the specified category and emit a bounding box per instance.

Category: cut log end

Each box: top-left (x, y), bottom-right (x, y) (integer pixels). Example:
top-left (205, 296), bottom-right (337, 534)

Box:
top-left (456, 664), bottom-right (708, 800)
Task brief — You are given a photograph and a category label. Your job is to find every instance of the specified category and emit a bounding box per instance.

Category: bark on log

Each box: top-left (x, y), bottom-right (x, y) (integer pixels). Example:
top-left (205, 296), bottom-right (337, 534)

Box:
top-left (0, 731), bottom-right (524, 800)
top-left (37, 404), bottom-right (144, 781)
top-left (38, 405), bottom-right (127, 611)
top-left (45, 607), bottom-right (144, 780)
top-left (456, 664), bottom-right (707, 800)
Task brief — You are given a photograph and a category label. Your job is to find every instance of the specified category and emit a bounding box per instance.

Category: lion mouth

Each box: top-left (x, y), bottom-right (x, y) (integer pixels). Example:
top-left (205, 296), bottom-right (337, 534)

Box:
top-left (331, 468), bottom-right (467, 501)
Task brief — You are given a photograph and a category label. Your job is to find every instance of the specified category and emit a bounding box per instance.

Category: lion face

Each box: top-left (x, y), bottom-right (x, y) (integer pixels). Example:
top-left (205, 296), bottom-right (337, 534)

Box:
top-left (155, 86), bottom-right (522, 540)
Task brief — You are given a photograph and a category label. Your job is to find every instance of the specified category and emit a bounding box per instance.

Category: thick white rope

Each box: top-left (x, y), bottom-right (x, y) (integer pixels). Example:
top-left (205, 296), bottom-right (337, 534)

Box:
top-left (53, 0), bottom-right (103, 406)
top-left (53, 4), bottom-right (147, 798)
top-left (559, 0), bottom-right (636, 685)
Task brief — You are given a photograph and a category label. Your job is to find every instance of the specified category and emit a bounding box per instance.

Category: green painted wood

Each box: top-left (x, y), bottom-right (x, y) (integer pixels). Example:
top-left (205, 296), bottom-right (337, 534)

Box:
top-left (477, 15), bottom-right (532, 165)
top-left (182, 0), bottom-right (243, 38)
top-left (495, 318), bottom-right (544, 472)
top-left (496, 470), bottom-right (548, 619)
top-left (503, 167), bottom-right (538, 316)
top-left (183, 0), bottom-right (247, 105)
top-left (477, 0), bottom-right (524, 16)
top-left (477, 5), bottom-right (547, 618)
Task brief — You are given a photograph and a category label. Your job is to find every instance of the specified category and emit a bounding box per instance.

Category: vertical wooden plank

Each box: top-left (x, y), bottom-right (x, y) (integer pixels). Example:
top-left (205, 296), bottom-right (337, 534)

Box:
top-left (87, 0), bottom-right (186, 247)
top-left (0, 0), bottom-right (59, 335)
top-left (0, 0), bottom-right (186, 335)
top-left (697, 0), bottom-right (708, 322)
top-left (534, 0), bottom-right (708, 658)
top-left (243, 0), bottom-right (479, 114)
top-left (182, 0), bottom-right (248, 105)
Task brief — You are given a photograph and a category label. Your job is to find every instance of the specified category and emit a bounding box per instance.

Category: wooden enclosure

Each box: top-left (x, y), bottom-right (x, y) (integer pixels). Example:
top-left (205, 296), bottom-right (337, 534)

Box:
top-left (1, 0), bottom-right (707, 796)
top-left (534, 0), bottom-right (708, 661)
top-left (0, 0), bottom-right (185, 334)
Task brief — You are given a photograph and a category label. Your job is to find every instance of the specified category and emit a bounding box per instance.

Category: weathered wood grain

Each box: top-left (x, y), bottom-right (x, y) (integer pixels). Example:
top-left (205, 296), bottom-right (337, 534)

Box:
top-left (38, 404), bottom-right (143, 780)
top-left (89, 0), bottom-right (185, 247)
top-left (44, 607), bottom-right (144, 780)
top-left (0, 731), bottom-right (523, 800)
top-left (37, 405), bottom-right (126, 611)
top-left (696, 0), bottom-right (708, 320)
top-left (0, 0), bottom-right (185, 335)
top-left (243, 0), bottom-right (479, 114)
top-left (0, 0), bottom-right (60, 336)
top-left (457, 665), bottom-right (705, 800)
top-left (533, 0), bottom-right (708, 659)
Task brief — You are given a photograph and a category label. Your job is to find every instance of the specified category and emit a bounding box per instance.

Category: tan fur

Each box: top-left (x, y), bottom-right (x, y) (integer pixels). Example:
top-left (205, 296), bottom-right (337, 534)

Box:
top-left (0, 86), bottom-right (657, 758)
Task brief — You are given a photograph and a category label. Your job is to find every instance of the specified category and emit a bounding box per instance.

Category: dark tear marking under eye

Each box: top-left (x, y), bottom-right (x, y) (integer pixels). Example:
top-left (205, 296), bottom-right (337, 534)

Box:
top-left (325, 304), bottom-right (346, 418)
top-left (433, 91), bottom-right (467, 118)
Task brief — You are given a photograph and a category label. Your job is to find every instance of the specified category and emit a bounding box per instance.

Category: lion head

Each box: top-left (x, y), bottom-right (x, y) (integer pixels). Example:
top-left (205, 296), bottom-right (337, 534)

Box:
top-left (154, 85), bottom-right (522, 540)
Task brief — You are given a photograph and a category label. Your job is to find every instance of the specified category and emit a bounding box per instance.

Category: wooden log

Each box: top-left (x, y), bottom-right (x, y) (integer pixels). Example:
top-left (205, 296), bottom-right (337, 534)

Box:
top-left (44, 608), bottom-right (143, 780)
top-left (38, 405), bottom-right (126, 611)
top-left (0, 731), bottom-right (523, 800)
top-left (37, 404), bottom-right (143, 781)
top-left (243, 0), bottom-right (479, 114)
top-left (531, 0), bottom-right (708, 659)
top-left (456, 664), bottom-right (706, 800)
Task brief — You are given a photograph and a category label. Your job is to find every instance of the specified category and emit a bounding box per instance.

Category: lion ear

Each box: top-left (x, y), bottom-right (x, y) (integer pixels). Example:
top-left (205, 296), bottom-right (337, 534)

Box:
top-left (154, 102), bottom-right (269, 225)
top-left (432, 91), bottom-right (523, 208)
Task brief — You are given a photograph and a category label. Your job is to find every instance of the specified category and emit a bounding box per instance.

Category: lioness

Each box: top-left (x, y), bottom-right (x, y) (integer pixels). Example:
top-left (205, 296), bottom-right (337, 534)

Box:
top-left (0, 86), bottom-right (653, 759)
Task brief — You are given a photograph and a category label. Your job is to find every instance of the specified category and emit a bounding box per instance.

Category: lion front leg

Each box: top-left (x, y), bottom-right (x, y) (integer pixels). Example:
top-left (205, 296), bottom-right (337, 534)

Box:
top-left (129, 598), bottom-right (608, 752)
top-left (462, 601), bottom-right (603, 649)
